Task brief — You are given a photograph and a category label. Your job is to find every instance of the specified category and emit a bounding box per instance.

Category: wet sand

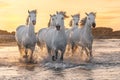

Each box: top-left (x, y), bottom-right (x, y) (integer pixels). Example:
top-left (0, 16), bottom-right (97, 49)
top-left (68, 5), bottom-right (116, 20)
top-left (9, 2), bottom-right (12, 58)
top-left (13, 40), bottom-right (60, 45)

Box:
top-left (0, 39), bottom-right (120, 80)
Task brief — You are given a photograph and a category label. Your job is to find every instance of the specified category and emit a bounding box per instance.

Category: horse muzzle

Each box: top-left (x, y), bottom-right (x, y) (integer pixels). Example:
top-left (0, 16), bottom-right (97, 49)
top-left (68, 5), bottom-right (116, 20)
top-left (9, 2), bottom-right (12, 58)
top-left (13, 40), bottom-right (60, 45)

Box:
top-left (56, 25), bottom-right (60, 30)
top-left (76, 23), bottom-right (78, 26)
top-left (92, 23), bottom-right (96, 28)
top-left (32, 20), bottom-right (36, 25)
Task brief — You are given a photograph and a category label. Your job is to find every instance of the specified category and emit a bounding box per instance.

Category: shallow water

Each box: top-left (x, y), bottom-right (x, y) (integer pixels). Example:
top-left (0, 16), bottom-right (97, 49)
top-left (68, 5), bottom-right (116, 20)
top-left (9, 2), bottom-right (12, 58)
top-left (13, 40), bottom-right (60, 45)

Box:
top-left (0, 39), bottom-right (120, 80)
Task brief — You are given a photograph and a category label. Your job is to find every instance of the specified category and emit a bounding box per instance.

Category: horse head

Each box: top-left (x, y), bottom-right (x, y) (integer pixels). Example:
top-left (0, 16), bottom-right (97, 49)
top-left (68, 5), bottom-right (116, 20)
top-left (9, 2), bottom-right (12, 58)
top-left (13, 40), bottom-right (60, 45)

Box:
top-left (48, 14), bottom-right (56, 27)
top-left (55, 11), bottom-right (69, 30)
top-left (71, 14), bottom-right (80, 26)
top-left (26, 10), bottom-right (37, 25)
top-left (85, 12), bottom-right (96, 28)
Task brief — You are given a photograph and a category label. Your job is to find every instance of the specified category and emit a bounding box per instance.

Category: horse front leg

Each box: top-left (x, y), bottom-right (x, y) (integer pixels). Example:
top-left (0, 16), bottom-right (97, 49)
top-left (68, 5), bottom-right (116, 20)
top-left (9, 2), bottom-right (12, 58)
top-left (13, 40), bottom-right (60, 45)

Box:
top-left (52, 49), bottom-right (58, 61)
top-left (88, 45), bottom-right (93, 60)
top-left (29, 46), bottom-right (36, 63)
top-left (79, 46), bottom-right (84, 57)
top-left (60, 48), bottom-right (66, 61)
top-left (47, 46), bottom-right (52, 57)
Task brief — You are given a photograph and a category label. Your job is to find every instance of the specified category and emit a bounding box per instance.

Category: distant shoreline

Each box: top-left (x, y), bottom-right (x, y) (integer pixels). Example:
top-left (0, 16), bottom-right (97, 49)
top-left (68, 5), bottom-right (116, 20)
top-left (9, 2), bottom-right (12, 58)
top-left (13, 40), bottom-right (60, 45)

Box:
top-left (0, 27), bottom-right (120, 43)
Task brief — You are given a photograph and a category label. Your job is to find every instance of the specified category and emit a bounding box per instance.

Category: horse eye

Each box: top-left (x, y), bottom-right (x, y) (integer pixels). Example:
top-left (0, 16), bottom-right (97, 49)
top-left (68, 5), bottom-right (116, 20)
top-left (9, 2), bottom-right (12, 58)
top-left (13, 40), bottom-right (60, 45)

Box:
top-left (62, 17), bottom-right (64, 20)
top-left (88, 18), bottom-right (90, 20)
top-left (52, 19), bottom-right (54, 20)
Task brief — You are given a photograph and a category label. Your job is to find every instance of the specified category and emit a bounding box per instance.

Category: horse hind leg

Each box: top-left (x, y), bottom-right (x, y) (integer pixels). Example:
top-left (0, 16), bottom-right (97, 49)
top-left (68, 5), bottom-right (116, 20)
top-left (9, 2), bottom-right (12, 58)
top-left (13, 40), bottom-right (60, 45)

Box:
top-left (30, 50), bottom-right (34, 63)
top-left (71, 43), bottom-right (77, 55)
top-left (17, 44), bottom-right (25, 60)
top-left (37, 41), bottom-right (44, 51)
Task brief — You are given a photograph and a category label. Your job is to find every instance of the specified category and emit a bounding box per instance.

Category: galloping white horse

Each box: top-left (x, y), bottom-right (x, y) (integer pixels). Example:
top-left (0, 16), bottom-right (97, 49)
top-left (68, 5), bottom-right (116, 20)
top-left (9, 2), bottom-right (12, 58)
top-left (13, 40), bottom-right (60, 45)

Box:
top-left (15, 10), bottom-right (37, 63)
top-left (37, 14), bottom-right (56, 50)
top-left (45, 11), bottom-right (68, 61)
top-left (65, 14), bottom-right (80, 53)
top-left (70, 12), bottom-right (96, 61)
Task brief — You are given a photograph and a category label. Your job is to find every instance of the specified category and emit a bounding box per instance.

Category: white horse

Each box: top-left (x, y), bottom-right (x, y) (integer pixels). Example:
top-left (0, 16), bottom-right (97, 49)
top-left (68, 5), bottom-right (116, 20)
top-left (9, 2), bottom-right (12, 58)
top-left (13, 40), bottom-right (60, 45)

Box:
top-left (44, 11), bottom-right (68, 61)
top-left (70, 12), bottom-right (96, 61)
top-left (15, 10), bottom-right (37, 63)
top-left (37, 14), bottom-right (56, 50)
top-left (65, 14), bottom-right (80, 53)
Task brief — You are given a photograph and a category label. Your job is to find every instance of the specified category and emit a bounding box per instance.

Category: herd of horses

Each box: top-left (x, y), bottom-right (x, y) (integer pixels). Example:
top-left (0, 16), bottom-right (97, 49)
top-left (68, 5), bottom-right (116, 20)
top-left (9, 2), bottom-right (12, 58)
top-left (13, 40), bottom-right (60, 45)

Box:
top-left (15, 10), bottom-right (96, 63)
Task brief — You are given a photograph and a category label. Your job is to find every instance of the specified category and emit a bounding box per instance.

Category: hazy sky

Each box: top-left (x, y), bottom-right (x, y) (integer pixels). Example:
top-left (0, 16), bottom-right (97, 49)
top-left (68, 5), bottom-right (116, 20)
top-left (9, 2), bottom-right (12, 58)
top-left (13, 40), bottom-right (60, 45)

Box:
top-left (0, 0), bottom-right (120, 32)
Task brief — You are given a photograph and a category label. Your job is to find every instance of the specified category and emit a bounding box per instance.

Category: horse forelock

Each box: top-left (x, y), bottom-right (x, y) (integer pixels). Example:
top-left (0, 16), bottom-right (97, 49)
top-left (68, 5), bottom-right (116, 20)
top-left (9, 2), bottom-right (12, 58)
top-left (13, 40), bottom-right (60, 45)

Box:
top-left (57, 11), bottom-right (68, 18)
top-left (89, 12), bottom-right (96, 17)
top-left (80, 17), bottom-right (87, 26)
top-left (72, 14), bottom-right (80, 18)
top-left (30, 10), bottom-right (37, 14)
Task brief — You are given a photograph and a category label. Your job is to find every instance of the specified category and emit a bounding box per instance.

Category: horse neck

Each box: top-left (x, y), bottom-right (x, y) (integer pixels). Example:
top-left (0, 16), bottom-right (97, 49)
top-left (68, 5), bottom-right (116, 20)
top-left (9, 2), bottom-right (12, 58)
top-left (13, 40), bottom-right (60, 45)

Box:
top-left (28, 21), bottom-right (35, 36)
top-left (61, 24), bottom-right (66, 31)
top-left (83, 21), bottom-right (92, 36)
top-left (72, 24), bottom-right (78, 28)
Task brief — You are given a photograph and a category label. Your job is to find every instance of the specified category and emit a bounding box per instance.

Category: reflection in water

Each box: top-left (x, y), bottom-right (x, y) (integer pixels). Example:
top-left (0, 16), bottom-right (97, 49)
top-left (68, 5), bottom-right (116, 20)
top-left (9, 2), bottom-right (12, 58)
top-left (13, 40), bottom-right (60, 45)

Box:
top-left (25, 65), bottom-right (35, 71)
top-left (0, 39), bottom-right (120, 80)
top-left (53, 68), bottom-right (65, 78)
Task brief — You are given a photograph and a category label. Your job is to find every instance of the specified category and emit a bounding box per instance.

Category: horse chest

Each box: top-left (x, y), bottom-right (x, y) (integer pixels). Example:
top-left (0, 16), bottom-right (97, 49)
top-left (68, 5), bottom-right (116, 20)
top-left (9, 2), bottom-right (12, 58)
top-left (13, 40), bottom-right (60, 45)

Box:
top-left (22, 33), bottom-right (36, 46)
top-left (53, 32), bottom-right (67, 47)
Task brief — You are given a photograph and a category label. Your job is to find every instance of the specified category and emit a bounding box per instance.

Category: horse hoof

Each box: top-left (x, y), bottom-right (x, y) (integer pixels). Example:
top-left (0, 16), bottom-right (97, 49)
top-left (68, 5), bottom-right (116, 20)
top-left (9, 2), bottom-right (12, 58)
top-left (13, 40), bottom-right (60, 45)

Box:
top-left (85, 57), bottom-right (92, 63)
top-left (52, 56), bottom-right (56, 61)
top-left (60, 58), bottom-right (63, 61)
top-left (23, 55), bottom-right (28, 58)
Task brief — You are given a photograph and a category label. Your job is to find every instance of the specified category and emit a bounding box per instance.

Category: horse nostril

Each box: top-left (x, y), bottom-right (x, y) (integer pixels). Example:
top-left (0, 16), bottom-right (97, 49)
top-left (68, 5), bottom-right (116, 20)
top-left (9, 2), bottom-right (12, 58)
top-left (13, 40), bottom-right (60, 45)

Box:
top-left (32, 20), bottom-right (36, 25)
top-left (92, 23), bottom-right (96, 28)
top-left (76, 23), bottom-right (78, 25)
top-left (56, 25), bottom-right (60, 30)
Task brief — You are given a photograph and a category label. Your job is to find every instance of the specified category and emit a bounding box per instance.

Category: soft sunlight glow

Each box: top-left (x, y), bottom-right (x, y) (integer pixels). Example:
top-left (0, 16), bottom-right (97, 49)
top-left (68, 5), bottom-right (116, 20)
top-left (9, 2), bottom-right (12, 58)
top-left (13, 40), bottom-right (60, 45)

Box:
top-left (0, 0), bottom-right (120, 32)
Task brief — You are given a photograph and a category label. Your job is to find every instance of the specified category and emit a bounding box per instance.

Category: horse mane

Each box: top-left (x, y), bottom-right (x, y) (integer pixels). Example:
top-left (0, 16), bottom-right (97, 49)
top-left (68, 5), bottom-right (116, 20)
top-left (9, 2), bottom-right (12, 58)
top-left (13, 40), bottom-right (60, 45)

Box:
top-left (26, 16), bottom-right (29, 25)
top-left (80, 17), bottom-right (87, 26)
top-left (57, 11), bottom-right (69, 18)
top-left (69, 20), bottom-right (72, 27)
top-left (48, 18), bottom-right (51, 27)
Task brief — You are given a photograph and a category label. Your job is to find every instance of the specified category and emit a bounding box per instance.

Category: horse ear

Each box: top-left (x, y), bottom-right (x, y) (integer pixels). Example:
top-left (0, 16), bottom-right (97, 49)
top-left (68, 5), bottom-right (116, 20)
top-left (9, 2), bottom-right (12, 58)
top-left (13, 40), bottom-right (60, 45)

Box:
top-left (50, 14), bottom-right (52, 17)
top-left (35, 10), bottom-right (37, 13)
top-left (85, 12), bottom-right (88, 16)
top-left (94, 12), bottom-right (96, 15)
top-left (71, 15), bottom-right (73, 17)
top-left (28, 10), bottom-right (30, 13)
top-left (63, 12), bottom-right (66, 15)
